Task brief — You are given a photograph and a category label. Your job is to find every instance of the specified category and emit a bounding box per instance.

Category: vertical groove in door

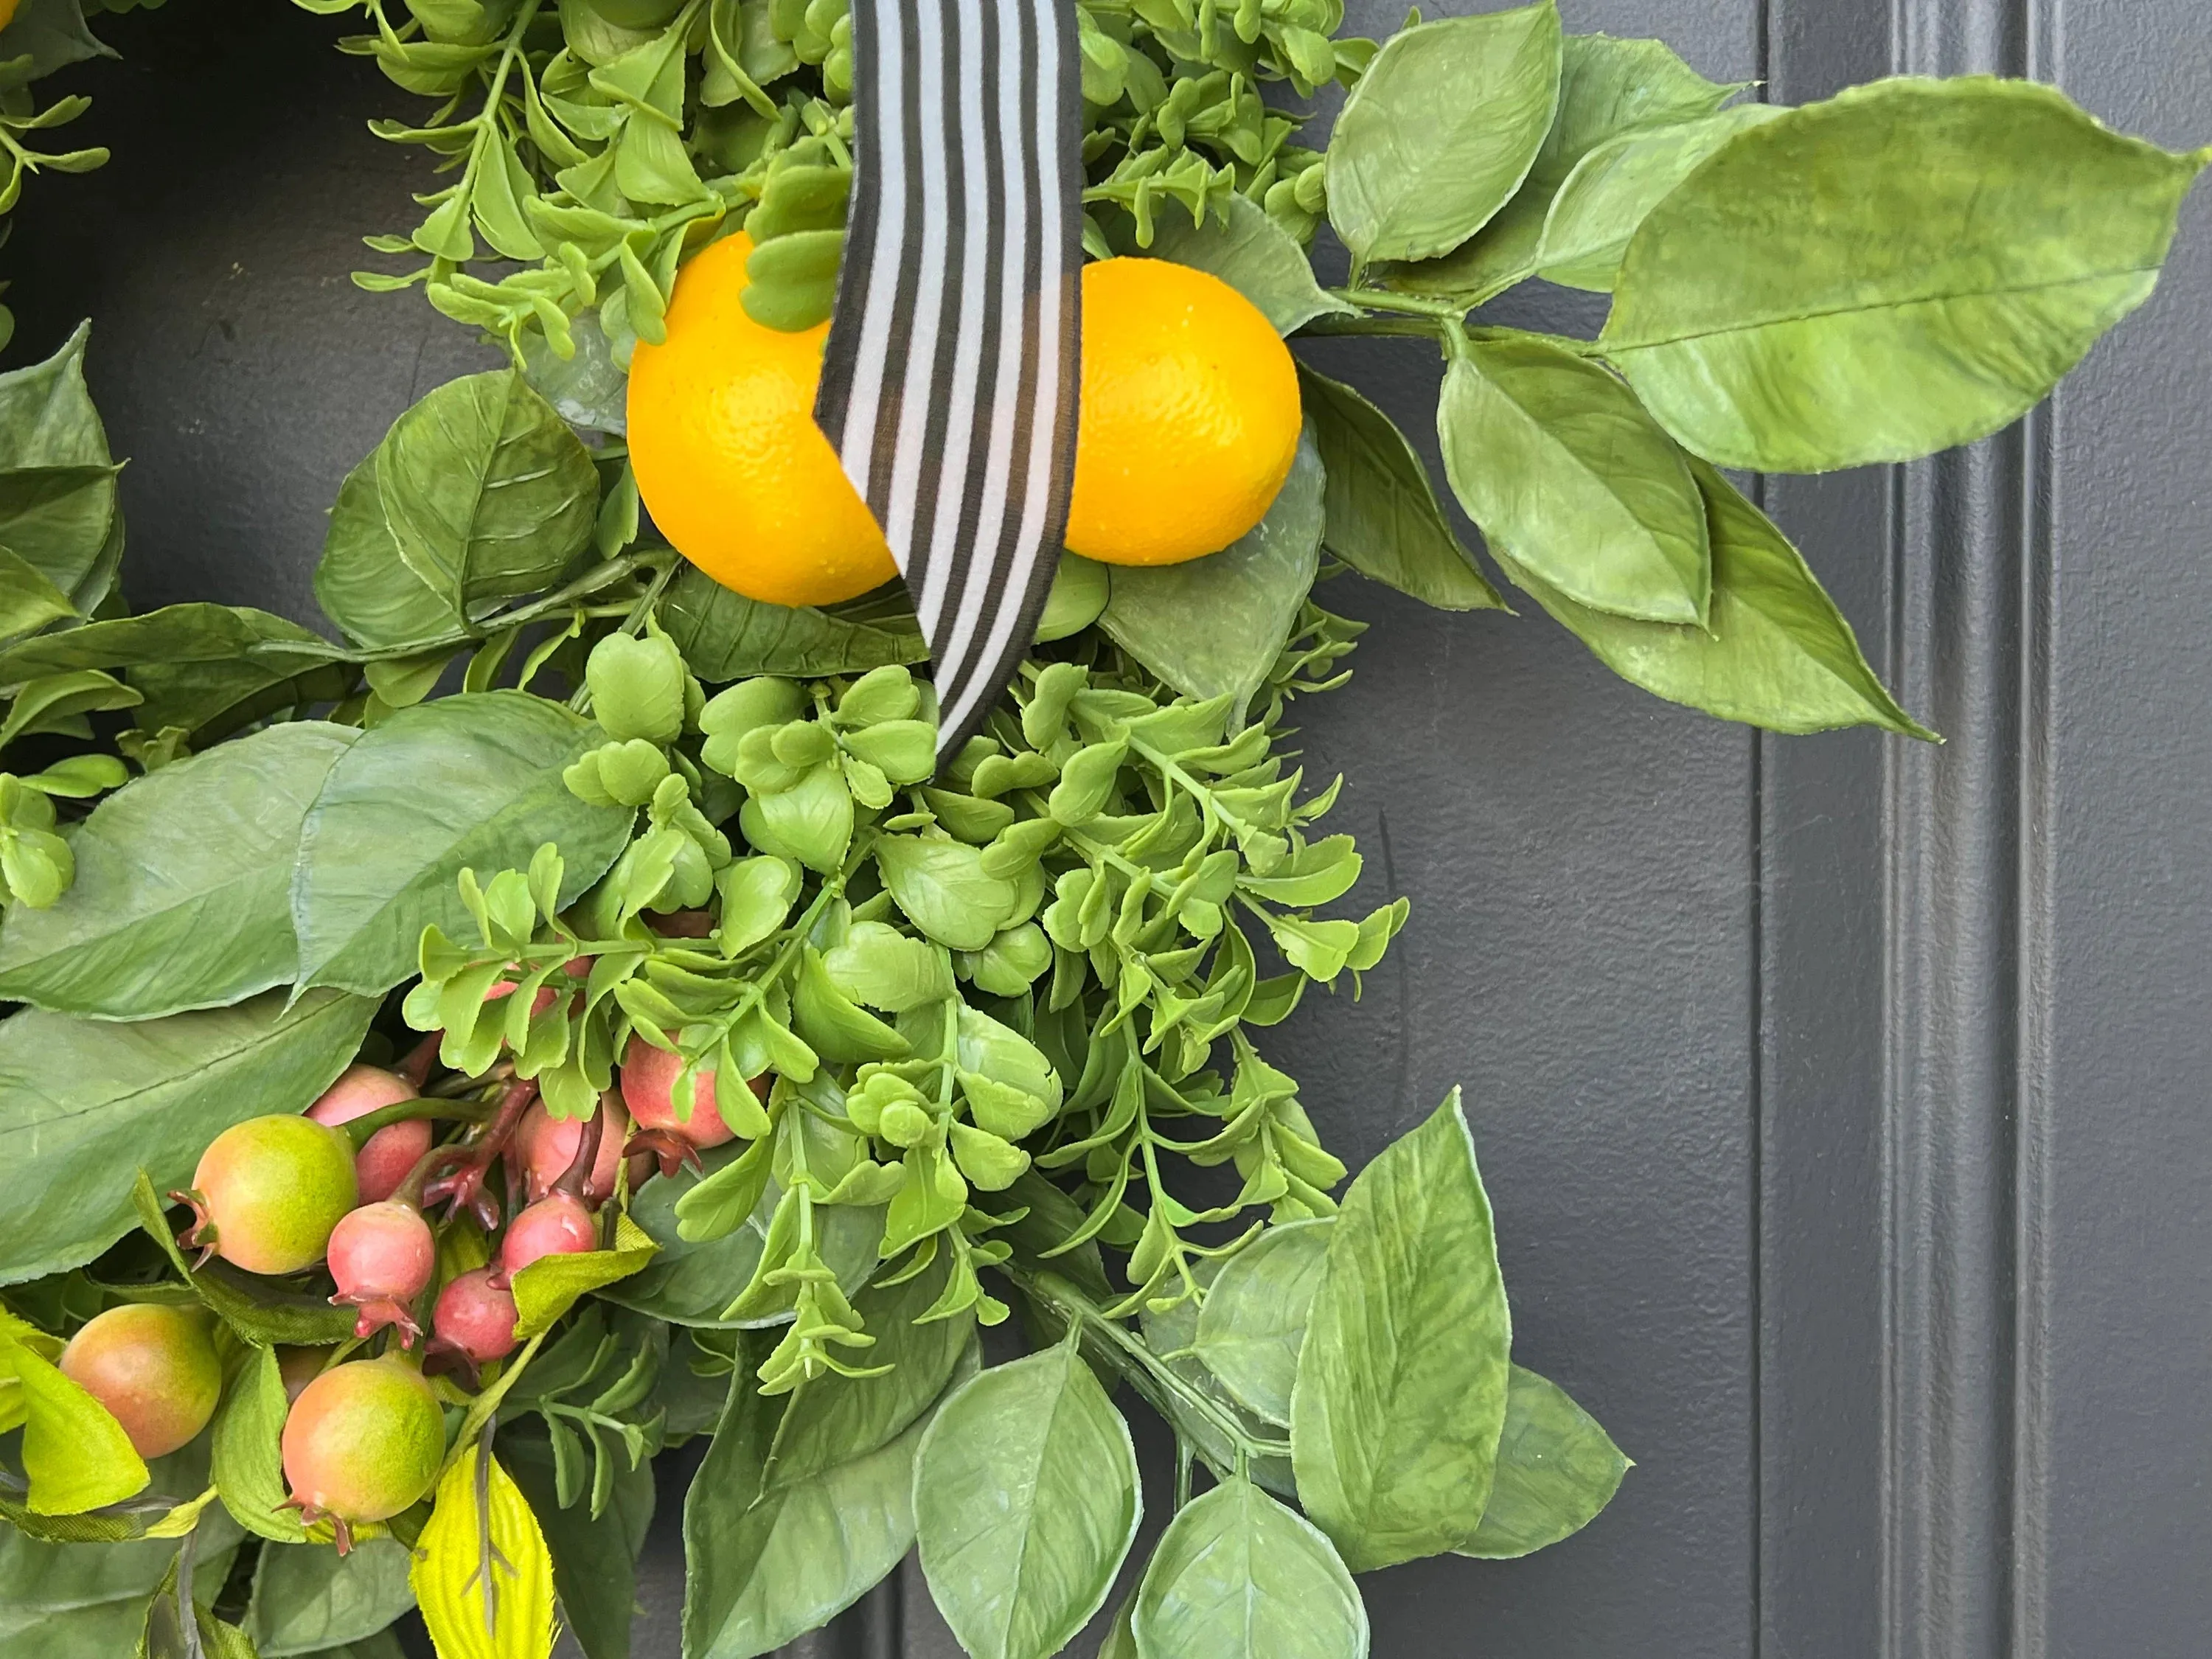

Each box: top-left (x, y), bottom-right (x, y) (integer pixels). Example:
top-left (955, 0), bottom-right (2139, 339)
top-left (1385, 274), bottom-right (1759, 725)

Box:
top-left (1881, 10), bottom-right (2059, 1659)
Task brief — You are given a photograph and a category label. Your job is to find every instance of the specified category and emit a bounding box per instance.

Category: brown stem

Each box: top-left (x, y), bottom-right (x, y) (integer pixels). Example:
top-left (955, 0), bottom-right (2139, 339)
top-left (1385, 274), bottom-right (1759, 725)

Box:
top-left (422, 1079), bottom-right (536, 1231)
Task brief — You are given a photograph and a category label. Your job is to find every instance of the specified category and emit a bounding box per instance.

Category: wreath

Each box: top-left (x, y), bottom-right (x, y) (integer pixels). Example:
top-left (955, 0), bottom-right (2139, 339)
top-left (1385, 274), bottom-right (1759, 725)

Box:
top-left (0, 2), bottom-right (2199, 1658)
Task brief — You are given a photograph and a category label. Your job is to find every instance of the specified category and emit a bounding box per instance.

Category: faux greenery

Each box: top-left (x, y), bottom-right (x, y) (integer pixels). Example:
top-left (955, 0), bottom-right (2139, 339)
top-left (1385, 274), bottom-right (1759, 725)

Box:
top-left (0, 1), bottom-right (2201, 1658)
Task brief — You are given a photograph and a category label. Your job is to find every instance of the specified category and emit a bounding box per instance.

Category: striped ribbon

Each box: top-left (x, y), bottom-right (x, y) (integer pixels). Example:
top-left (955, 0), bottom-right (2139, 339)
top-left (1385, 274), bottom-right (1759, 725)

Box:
top-left (813, 0), bottom-right (1085, 764)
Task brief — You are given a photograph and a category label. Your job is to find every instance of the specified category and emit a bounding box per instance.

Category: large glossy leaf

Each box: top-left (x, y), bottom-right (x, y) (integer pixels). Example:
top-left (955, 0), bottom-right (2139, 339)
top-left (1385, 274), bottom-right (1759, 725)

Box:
top-left (1290, 1088), bottom-right (1512, 1572)
top-left (0, 988), bottom-right (377, 1284)
top-left (246, 1538), bottom-right (416, 1658)
top-left (1387, 33), bottom-right (1741, 302)
top-left (1099, 427), bottom-right (1324, 723)
top-left (914, 1341), bottom-right (1141, 1659)
top-left (683, 1337), bottom-right (980, 1659)
top-left (291, 692), bottom-right (632, 993)
top-left (1500, 459), bottom-right (1934, 737)
top-left (0, 723), bottom-right (358, 1018)
top-left (1192, 1218), bottom-right (1333, 1427)
top-left (1298, 366), bottom-right (1501, 612)
top-left (1455, 1366), bottom-right (1630, 1559)
top-left (0, 603), bottom-right (350, 747)
top-left (375, 369), bottom-right (598, 612)
top-left (315, 452), bottom-right (460, 649)
top-left (1144, 195), bottom-right (1352, 335)
top-left (1437, 338), bottom-right (1709, 625)
top-left (1538, 104), bottom-right (1784, 291)
top-left (0, 603), bottom-right (332, 687)
top-left (1324, 1), bottom-right (1564, 265)
top-left (1130, 1477), bottom-right (1366, 1659)
top-left (506, 1428), bottom-right (653, 1659)
top-left (1601, 77), bottom-right (2211, 471)
top-left (0, 321), bottom-right (109, 470)
top-left (0, 464), bottom-right (116, 602)
top-left (659, 568), bottom-right (927, 684)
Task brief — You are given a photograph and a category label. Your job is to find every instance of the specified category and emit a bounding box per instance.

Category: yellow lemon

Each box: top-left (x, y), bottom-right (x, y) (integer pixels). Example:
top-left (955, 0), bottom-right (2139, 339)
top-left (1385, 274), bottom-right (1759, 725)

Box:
top-left (627, 232), bottom-right (896, 608)
top-left (1065, 257), bottom-right (1302, 566)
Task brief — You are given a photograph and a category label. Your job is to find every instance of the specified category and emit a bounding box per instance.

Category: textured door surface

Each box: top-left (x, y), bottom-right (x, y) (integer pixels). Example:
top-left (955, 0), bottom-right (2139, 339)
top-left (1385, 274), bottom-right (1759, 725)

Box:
top-left (7, 2), bottom-right (2205, 1655)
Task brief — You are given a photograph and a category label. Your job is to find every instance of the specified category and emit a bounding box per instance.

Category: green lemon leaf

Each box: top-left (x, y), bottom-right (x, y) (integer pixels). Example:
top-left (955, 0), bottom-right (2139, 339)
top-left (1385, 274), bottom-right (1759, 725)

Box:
top-left (503, 1427), bottom-right (653, 1659)
top-left (510, 1212), bottom-right (660, 1339)
top-left (375, 369), bottom-right (599, 613)
top-left (0, 464), bottom-right (116, 604)
top-left (0, 1324), bottom-right (147, 1514)
top-left (914, 1341), bottom-right (1141, 1659)
top-left (139, 1545), bottom-right (260, 1659)
top-left (291, 692), bottom-right (633, 994)
top-left (1600, 77), bottom-right (2212, 471)
top-left (1537, 104), bottom-right (1785, 291)
top-left (1454, 1365), bottom-right (1630, 1559)
top-left (683, 1335), bottom-right (980, 1659)
top-left (1386, 32), bottom-right (1743, 302)
top-left (1192, 1217), bottom-right (1335, 1427)
top-left (246, 1537), bottom-right (416, 1657)
top-left (210, 1345), bottom-right (310, 1544)
top-left (1130, 1475), bottom-right (1367, 1659)
top-left (0, 723), bottom-right (357, 1018)
top-left (314, 451), bottom-right (459, 649)
top-left (1498, 459), bottom-right (1935, 737)
top-left (0, 666), bottom-right (137, 750)
top-left (1099, 425), bottom-right (1324, 723)
top-left (659, 568), bottom-right (927, 682)
top-left (1437, 337), bottom-right (1710, 625)
top-left (0, 988), bottom-right (377, 1284)
top-left (1324, 1), bottom-right (1564, 265)
top-left (1290, 1088), bottom-right (1511, 1572)
top-left (1298, 365), bottom-right (1501, 612)
top-left (0, 321), bottom-right (108, 471)
top-left (411, 1446), bottom-right (557, 1659)
top-left (875, 835), bottom-right (1019, 952)
top-left (0, 604), bottom-right (347, 748)
top-left (0, 546), bottom-right (77, 641)
top-left (1144, 193), bottom-right (1352, 335)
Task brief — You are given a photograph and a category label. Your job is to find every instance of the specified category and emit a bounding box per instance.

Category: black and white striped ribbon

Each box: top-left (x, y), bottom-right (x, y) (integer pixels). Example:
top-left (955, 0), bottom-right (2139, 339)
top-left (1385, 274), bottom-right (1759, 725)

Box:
top-left (813, 0), bottom-right (1085, 765)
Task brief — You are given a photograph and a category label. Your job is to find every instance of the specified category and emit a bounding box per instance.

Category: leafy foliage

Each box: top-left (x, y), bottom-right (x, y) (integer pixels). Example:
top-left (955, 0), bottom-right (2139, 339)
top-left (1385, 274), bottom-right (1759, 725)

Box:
top-left (0, 4), bottom-right (2201, 1657)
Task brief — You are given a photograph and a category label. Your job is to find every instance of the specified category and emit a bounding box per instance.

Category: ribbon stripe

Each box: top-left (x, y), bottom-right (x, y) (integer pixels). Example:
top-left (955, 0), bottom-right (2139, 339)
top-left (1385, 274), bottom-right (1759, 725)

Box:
top-left (816, 0), bottom-right (1085, 762)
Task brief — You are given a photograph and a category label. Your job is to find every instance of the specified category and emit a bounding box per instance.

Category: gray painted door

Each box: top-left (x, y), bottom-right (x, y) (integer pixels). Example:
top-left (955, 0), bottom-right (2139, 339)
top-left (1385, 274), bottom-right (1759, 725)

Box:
top-left (7, 1), bottom-right (2204, 1654)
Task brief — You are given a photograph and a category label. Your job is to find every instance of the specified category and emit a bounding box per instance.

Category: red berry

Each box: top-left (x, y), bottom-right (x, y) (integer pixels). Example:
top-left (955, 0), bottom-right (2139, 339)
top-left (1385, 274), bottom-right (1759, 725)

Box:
top-left (184, 1116), bottom-right (358, 1275)
top-left (281, 1358), bottom-right (445, 1539)
top-left (326, 1202), bottom-right (436, 1345)
top-left (58, 1304), bottom-right (221, 1459)
top-left (307, 1064), bottom-right (432, 1204)
top-left (515, 1099), bottom-right (628, 1203)
top-left (620, 1034), bottom-right (752, 1149)
top-left (495, 1193), bottom-right (597, 1284)
top-left (431, 1267), bottom-right (519, 1363)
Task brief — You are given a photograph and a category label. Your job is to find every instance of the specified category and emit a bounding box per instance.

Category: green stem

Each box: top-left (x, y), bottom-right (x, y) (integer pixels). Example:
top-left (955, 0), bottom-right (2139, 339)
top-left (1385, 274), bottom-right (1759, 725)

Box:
top-left (1015, 1268), bottom-right (1290, 1470)
top-left (254, 549), bottom-right (673, 667)
top-left (1324, 286), bottom-right (1468, 321)
top-left (442, 1329), bottom-right (549, 1475)
top-left (341, 1096), bottom-right (495, 1150)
